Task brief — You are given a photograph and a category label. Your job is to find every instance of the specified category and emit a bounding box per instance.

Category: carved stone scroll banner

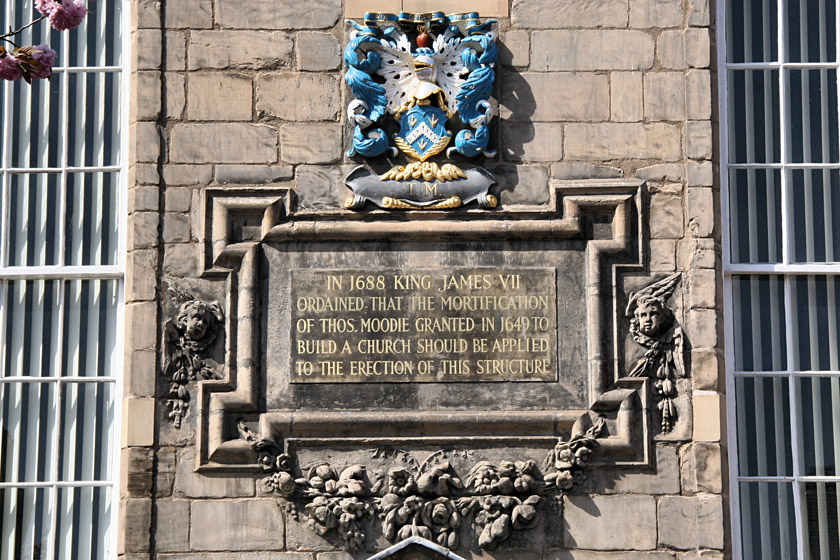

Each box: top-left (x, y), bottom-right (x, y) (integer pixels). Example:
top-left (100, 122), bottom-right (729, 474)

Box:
top-left (175, 181), bottom-right (690, 552)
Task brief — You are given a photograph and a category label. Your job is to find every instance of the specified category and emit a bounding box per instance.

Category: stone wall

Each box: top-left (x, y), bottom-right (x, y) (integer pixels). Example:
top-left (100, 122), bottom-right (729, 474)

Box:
top-left (122, 0), bottom-right (728, 558)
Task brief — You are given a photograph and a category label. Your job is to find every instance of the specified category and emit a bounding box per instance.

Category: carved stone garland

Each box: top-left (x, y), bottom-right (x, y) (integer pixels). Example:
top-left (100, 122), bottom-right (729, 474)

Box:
top-left (625, 273), bottom-right (685, 433)
top-left (162, 299), bottom-right (224, 428)
top-left (238, 419), bottom-right (605, 550)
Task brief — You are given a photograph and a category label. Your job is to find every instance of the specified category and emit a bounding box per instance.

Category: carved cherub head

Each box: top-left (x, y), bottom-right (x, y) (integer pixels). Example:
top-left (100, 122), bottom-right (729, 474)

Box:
top-left (176, 300), bottom-right (223, 342)
top-left (626, 273), bottom-right (680, 339)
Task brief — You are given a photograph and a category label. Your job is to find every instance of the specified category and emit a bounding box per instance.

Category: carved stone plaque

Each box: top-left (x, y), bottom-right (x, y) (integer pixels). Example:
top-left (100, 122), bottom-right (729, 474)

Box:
top-left (288, 267), bottom-right (558, 383)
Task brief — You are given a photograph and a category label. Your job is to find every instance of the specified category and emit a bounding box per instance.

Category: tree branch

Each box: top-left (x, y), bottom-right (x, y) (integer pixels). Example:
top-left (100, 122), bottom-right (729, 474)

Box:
top-left (0, 15), bottom-right (48, 48)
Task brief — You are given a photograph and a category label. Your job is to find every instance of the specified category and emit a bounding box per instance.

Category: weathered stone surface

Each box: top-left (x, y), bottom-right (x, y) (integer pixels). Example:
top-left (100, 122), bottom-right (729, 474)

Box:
top-left (588, 445), bottom-right (681, 494)
top-left (679, 551), bottom-right (723, 560)
top-left (165, 187), bottom-right (192, 213)
top-left (650, 239), bottom-right (677, 271)
top-left (686, 161), bottom-right (714, 187)
top-left (551, 163), bottom-right (624, 180)
top-left (296, 32), bottom-right (340, 71)
top-left (547, 552), bottom-right (675, 560)
top-left (630, 0), bottom-right (683, 28)
top-left (170, 124), bottom-right (277, 164)
top-left (157, 554), bottom-right (314, 560)
top-left (163, 165), bottom-right (212, 186)
top-left (645, 73), bottom-right (686, 121)
top-left (658, 495), bottom-right (725, 550)
top-left (681, 442), bottom-right (724, 493)
top-left (189, 31), bottom-right (293, 69)
top-left (685, 28), bottom-right (711, 68)
top-left (650, 194), bottom-right (684, 239)
top-left (190, 499), bottom-right (285, 551)
top-left (685, 121), bottom-right (713, 159)
top-left (119, 498), bottom-right (152, 554)
top-left (132, 71), bottom-right (160, 121)
top-left (125, 348), bottom-right (156, 397)
top-left (133, 164), bottom-right (159, 186)
top-left (296, 165), bottom-right (345, 209)
top-left (167, 73), bottom-right (187, 119)
top-left (686, 309), bottom-right (718, 349)
top-left (216, 0), bottom-right (340, 29)
top-left (500, 72), bottom-right (609, 122)
top-left (163, 213), bottom-right (191, 243)
top-left (686, 70), bottom-right (712, 119)
top-left (611, 72), bottom-right (643, 122)
top-left (657, 30), bottom-right (687, 69)
top-left (565, 124), bottom-right (681, 161)
top-left (129, 212), bottom-right (159, 250)
top-left (500, 30), bottom-right (530, 67)
top-left (280, 124), bottom-right (342, 164)
top-left (166, 0), bottom-right (212, 29)
top-left (188, 73), bottom-right (253, 121)
top-left (345, 0), bottom-right (401, 19)
top-left (126, 249), bottom-right (157, 302)
top-left (493, 164), bottom-right (550, 205)
top-left (636, 163), bottom-right (684, 182)
top-left (502, 123), bottom-right (564, 162)
top-left (175, 449), bottom-right (256, 498)
top-left (564, 495), bottom-right (657, 550)
top-left (162, 243), bottom-right (201, 277)
top-left (692, 390), bottom-right (724, 441)
top-left (688, 267), bottom-right (718, 309)
top-left (121, 398), bottom-right (156, 446)
top-left (512, 0), bottom-right (629, 28)
top-left (216, 165), bottom-right (294, 184)
top-left (132, 0), bottom-right (160, 28)
top-left (678, 238), bottom-right (718, 270)
top-left (256, 73), bottom-right (340, 121)
top-left (131, 122), bottom-right (160, 164)
top-left (531, 31), bottom-right (654, 71)
top-left (688, 0), bottom-right (711, 25)
top-left (155, 500), bottom-right (190, 552)
top-left (687, 187), bottom-right (716, 239)
top-left (403, 0), bottom-right (508, 15)
top-left (129, 187), bottom-right (159, 213)
top-left (691, 347), bottom-right (723, 391)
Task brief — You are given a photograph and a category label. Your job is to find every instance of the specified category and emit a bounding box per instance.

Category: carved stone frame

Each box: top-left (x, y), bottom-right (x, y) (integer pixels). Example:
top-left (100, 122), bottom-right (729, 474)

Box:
top-left (192, 181), bottom-right (653, 474)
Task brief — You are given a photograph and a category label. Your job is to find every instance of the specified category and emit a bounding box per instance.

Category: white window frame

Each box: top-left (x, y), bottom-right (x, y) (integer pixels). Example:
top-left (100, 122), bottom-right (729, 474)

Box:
top-left (718, 0), bottom-right (840, 558)
top-left (0, 1), bottom-right (128, 557)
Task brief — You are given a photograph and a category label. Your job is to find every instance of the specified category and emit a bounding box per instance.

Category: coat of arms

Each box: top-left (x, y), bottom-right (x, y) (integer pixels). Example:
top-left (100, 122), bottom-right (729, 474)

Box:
top-left (343, 12), bottom-right (498, 210)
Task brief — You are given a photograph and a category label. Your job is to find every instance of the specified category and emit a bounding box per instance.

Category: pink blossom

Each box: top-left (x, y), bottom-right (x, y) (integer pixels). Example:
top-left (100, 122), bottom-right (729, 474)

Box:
top-left (29, 44), bottom-right (57, 79)
top-left (49, 1), bottom-right (88, 31)
top-left (34, 0), bottom-right (60, 17)
top-left (0, 54), bottom-right (22, 81)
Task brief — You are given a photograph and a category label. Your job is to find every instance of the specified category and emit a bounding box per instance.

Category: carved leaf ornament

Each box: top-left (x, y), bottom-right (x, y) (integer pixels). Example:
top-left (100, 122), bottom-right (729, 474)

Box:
top-left (238, 419), bottom-right (606, 550)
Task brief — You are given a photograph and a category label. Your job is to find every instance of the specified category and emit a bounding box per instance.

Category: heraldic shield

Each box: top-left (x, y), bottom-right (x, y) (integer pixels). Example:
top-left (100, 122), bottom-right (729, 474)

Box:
top-left (343, 11), bottom-right (499, 211)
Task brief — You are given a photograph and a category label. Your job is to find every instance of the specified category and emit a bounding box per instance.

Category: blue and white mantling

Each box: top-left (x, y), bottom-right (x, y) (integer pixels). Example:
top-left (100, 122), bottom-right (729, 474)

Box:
top-left (343, 12), bottom-right (499, 210)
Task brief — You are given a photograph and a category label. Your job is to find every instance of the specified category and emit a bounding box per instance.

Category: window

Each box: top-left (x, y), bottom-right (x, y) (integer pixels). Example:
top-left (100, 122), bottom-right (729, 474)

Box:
top-left (0, 1), bottom-right (126, 558)
top-left (720, 0), bottom-right (840, 558)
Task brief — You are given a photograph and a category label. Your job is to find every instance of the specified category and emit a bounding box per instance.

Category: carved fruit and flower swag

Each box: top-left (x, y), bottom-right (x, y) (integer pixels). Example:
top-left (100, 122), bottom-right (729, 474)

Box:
top-left (238, 419), bottom-right (605, 550)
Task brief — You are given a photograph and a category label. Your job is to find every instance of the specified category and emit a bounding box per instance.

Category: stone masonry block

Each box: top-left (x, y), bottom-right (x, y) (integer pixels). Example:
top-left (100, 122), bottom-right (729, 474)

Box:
top-left (126, 249), bottom-right (157, 303)
top-left (565, 123), bottom-right (682, 161)
top-left (658, 495), bottom-right (725, 550)
top-left (129, 187), bottom-right (158, 213)
top-left (645, 73), bottom-right (686, 121)
top-left (689, 0), bottom-right (711, 25)
top-left (650, 194), bottom-right (684, 239)
top-left (687, 187), bottom-right (716, 238)
top-left (133, 164), bottom-right (159, 186)
top-left (125, 348), bottom-right (156, 398)
top-left (404, 0), bottom-right (508, 16)
top-left (155, 500), bottom-right (191, 552)
top-left (688, 268), bottom-right (718, 310)
top-left (500, 30), bottom-right (529, 67)
top-left (686, 69), bottom-right (712, 119)
top-left (547, 552), bottom-right (674, 560)
top-left (678, 238), bottom-right (718, 270)
top-left (121, 397), bottom-right (155, 447)
top-left (170, 124), bottom-right (277, 164)
top-left (118, 498), bottom-right (152, 554)
top-left (131, 122), bottom-right (160, 164)
top-left (564, 495), bottom-right (657, 550)
top-left (611, 72), bottom-right (643, 122)
top-left (188, 73), bottom-right (253, 121)
top-left (280, 124), bottom-right (343, 164)
top-left (551, 163), bottom-right (623, 180)
top-left (658, 30), bottom-right (686, 69)
top-left (257, 73), bottom-right (340, 121)
top-left (500, 73), bottom-right (610, 122)
top-left (296, 32), bottom-right (341, 71)
top-left (167, 72), bottom-right (186, 119)
top-left (163, 214), bottom-right (191, 243)
top-left (502, 123), bottom-right (563, 162)
top-left (296, 166), bottom-right (345, 209)
top-left (125, 302), bottom-right (157, 351)
top-left (162, 243), bottom-right (201, 277)
top-left (215, 165), bottom-right (294, 184)
top-left (166, 0), bottom-right (212, 29)
top-left (134, 29), bottom-right (162, 70)
top-left (493, 165), bottom-right (550, 205)
top-left (190, 499), bottom-right (284, 551)
top-left (531, 31), bottom-right (654, 71)
top-left (692, 390), bottom-right (725, 442)
top-left (216, 0), bottom-right (340, 29)
top-left (132, 71), bottom-right (161, 122)
top-left (691, 348), bottom-right (723, 391)
top-left (175, 449), bottom-right (255, 498)
top-left (132, 0), bottom-right (159, 29)
top-left (128, 212), bottom-right (159, 250)
top-left (163, 165), bottom-right (213, 186)
top-left (650, 239), bottom-right (677, 271)
top-left (346, 0), bottom-right (401, 19)
top-left (681, 442), bottom-right (724, 494)
top-left (630, 0), bottom-right (684, 28)
top-left (587, 445), bottom-right (681, 495)
top-left (636, 163), bottom-right (684, 182)
top-left (686, 161), bottom-right (714, 187)
top-left (680, 552), bottom-right (724, 560)
top-left (685, 121), bottom-right (713, 159)
top-left (685, 28), bottom-right (711, 68)
top-left (686, 309), bottom-right (718, 349)
top-left (512, 0), bottom-right (629, 28)
top-left (189, 31), bottom-right (293, 70)
top-left (165, 187), bottom-right (192, 213)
